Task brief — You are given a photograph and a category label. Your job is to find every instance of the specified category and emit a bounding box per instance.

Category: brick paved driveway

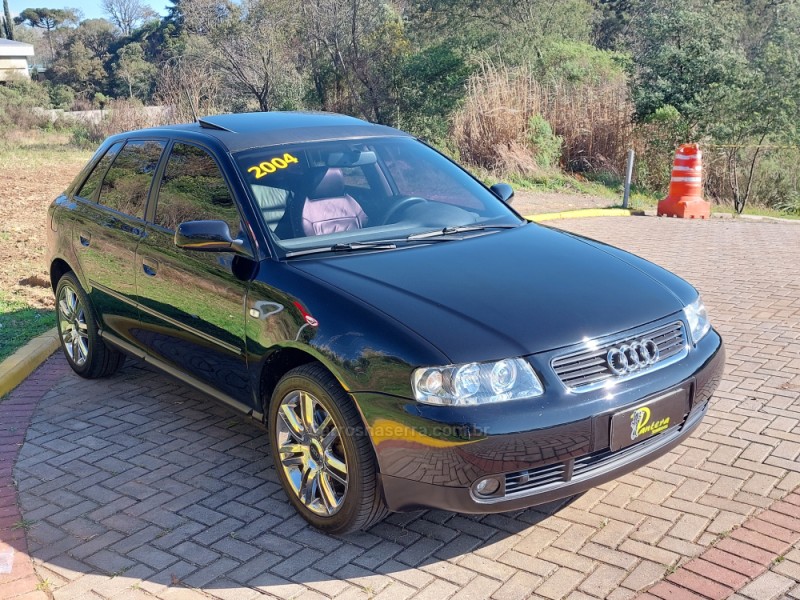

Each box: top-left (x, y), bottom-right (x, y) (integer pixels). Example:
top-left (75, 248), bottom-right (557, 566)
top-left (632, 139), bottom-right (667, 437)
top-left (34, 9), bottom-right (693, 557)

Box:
top-left (7, 217), bottom-right (800, 599)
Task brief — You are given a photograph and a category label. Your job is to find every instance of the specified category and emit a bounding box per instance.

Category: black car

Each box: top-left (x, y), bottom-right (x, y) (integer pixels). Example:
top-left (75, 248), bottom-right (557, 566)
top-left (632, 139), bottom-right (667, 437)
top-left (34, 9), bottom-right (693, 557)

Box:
top-left (47, 112), bottom-right (724, 533)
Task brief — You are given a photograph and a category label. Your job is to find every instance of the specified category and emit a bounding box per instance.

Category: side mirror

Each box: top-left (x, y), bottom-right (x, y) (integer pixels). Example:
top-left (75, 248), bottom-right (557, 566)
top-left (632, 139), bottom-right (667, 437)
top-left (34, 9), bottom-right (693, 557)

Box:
top-left (175, 220), bottom-right (248, 254)
top-left (490, 183), bottom-right (514, 204)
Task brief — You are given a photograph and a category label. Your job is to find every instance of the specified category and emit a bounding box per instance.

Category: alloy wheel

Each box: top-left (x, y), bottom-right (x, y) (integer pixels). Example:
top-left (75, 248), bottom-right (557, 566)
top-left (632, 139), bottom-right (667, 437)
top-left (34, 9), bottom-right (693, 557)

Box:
top-left (58, 284), bottom-right (89, 367)
top-left (275, 389), bottom-right (349, 516)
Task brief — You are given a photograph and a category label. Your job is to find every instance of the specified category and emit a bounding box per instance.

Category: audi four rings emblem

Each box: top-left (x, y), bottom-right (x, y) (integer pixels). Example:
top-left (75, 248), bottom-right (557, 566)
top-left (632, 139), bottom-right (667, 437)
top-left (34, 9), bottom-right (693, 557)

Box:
top-left (606, 338), bottom-right (660, 376)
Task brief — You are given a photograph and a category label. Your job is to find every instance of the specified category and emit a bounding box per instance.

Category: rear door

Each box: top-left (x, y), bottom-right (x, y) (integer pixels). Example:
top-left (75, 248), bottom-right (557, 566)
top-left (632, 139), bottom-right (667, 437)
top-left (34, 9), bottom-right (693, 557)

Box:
top-left (72, 139), bottom-right (166, 341)
top-left (135, 141), bottom-right (254, 403)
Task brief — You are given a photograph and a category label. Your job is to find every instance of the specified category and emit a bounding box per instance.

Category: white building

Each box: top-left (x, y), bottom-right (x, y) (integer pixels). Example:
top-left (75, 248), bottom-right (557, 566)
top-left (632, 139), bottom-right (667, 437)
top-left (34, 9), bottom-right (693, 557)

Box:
top-left (0, 39), bottom-right (35, 81)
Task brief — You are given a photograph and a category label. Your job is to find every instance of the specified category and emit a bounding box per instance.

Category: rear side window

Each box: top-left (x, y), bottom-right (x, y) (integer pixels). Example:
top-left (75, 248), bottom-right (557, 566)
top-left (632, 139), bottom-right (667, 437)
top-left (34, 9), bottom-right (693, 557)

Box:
top-left (155, 142), bottom-right (240, 233)
top-left (75, 142), bottom-right (123, 201)
top-left (97, 140), bottom-right (166, 219)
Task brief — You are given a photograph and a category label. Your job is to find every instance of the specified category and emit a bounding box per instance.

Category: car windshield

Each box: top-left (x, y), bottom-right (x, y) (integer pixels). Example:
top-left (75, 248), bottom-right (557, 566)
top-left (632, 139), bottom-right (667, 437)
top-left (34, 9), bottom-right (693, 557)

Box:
top-left (234, 136), bottom-right (523, 256)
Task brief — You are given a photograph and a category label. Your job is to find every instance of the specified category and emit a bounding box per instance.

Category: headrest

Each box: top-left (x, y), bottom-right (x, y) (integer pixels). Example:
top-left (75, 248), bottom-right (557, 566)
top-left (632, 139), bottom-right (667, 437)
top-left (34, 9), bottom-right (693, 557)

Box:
top-left (309, 168), bottom-right (345, 199)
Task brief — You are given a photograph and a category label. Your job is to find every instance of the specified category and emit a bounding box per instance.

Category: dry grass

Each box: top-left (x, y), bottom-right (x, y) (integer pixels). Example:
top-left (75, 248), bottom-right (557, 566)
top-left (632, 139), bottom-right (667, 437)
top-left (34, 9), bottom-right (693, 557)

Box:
top-left (0, 131), bottom-right (90, 309)
top-left (453, 62), bottom-right (634, 175)
top-left (81, 100), bottom-right (174, 144)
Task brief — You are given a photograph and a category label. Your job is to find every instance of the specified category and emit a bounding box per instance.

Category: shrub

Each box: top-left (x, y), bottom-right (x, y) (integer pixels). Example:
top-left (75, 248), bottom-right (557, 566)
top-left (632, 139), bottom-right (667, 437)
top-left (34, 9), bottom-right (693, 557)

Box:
top-left (632, 105), bottom-right (687, 193)
top-left (0, 78), bottom-right (51, 129)
top-left (526, 115), bottom-right (562, 168)
top-left (48, 84), bottom-right (76, 110)
top-left (775, 191), bottom-right (800, 215)
top-left (702, 146), bottom-right (800, 210)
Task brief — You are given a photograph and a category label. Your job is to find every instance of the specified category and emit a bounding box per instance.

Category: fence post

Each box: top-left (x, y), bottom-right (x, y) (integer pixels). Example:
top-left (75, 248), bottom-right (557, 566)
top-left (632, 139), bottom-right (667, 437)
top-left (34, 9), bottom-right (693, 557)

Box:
top-left (623, 149), bottom-right (635, 209)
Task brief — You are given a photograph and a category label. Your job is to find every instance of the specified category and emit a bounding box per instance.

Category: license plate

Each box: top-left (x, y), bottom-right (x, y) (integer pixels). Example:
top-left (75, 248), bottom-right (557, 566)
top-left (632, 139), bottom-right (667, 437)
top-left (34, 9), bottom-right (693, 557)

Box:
top-left (609, 386), bottom-right (690, 452)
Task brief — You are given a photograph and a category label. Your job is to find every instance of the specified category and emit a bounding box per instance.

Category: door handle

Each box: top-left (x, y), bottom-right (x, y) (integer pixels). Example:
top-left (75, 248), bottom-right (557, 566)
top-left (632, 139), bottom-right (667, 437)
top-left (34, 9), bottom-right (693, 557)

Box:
top-left (142, 258), bottom-right (158, 277)
top-left (79, 233), bottom-right (91, 247)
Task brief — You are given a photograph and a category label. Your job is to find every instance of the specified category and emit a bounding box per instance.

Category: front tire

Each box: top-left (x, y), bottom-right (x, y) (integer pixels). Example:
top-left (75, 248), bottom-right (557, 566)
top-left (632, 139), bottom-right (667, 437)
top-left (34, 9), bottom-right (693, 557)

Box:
top-left (55, 272), bottom-right (125, 378)
top-left (268, 364), bottom-right (388, 533)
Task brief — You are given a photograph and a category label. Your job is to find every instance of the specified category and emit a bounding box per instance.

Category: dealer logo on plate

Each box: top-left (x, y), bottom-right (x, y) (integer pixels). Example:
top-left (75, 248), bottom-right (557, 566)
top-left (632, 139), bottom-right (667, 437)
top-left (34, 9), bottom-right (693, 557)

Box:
top-left (630, 406), bottom-right (670, 442)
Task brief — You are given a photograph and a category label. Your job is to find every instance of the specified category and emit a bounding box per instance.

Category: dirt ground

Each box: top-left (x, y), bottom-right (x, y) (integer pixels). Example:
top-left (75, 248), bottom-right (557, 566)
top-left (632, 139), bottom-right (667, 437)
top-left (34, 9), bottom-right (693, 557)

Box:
top-left (0, 133), bottom-right (614, 312)
top-left (0, 132), bottom-right (90, 309)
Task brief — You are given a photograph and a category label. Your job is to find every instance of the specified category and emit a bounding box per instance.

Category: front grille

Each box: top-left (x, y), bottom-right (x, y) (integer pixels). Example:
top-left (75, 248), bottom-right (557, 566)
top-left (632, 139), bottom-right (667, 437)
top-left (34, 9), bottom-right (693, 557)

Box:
top-left (551, 321), bottom-right (687, 392)
top-left (504, 423), bottom-right (676, 496)
top-left (505, 462), bottom-right (567, 495)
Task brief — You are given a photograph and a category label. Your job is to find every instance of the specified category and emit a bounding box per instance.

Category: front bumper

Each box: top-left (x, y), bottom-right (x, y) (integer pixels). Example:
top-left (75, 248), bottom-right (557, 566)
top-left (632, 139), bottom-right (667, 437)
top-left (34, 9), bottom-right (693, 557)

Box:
top-left (380, 399), bottom-right (708, 513)
top-left (352, 324), bottom-right (724, 514)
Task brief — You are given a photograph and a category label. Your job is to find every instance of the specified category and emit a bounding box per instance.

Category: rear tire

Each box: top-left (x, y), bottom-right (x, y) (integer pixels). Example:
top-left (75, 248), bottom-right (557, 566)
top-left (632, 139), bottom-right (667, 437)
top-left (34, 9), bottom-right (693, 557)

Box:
top-left (268, 363), bottom-right (389, 533)
top-left (55, 272), bottom-right (125, 378)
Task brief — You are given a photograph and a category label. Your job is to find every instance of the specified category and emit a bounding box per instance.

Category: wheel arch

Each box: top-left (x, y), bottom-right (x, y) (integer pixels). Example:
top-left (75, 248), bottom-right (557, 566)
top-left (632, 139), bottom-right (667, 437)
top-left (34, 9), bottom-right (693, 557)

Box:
top-left (50, 258), bottom-right (73, 292)
top-left (256, 345), bottom-right (376, 446)
top-left (259, 347), bottom-right (316, 411)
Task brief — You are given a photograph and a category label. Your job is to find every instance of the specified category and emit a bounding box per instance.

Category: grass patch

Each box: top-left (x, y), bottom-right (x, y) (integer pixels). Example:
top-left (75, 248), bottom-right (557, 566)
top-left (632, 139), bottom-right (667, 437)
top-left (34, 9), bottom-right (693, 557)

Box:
top-left (11, 518), bottom-right (37, 531)
top-left (0, 292), bottom-right (56, 362)
top-left (508, 171), bottom-right (620, 199)
top-left (724, 205), bottom-right (800, 220)
top-left (0, 128), bottom-right (92, 171)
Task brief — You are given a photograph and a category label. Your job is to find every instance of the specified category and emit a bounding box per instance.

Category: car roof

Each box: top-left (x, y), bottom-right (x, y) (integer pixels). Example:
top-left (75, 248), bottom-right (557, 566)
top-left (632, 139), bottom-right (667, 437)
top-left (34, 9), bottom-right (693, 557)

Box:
top-left (127, 111), bottom-right (411, 153)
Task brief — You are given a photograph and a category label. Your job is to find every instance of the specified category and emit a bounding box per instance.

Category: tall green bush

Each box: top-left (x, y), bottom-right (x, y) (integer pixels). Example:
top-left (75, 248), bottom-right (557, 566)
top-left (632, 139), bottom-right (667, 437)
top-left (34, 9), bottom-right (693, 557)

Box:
top-left (526, 116), bottom-right (562, 168)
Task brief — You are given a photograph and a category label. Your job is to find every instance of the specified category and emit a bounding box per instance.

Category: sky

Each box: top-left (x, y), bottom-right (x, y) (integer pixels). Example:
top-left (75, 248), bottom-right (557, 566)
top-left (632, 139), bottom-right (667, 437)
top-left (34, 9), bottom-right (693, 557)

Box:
top-left (8, 0), bottom-right (167, 21)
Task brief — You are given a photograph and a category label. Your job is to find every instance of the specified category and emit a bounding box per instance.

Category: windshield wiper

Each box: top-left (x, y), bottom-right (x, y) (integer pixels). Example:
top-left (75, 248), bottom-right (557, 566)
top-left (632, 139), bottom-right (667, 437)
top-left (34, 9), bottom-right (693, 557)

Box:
top-left (406, 224), bottom-right (519, 241)
top-left (285, 241), bottom-right (397, 258)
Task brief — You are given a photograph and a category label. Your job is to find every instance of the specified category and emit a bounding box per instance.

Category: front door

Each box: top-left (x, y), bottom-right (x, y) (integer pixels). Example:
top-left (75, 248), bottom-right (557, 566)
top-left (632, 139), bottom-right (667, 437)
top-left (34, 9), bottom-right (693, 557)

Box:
top-left (134, 141), bottom-right (254, 403)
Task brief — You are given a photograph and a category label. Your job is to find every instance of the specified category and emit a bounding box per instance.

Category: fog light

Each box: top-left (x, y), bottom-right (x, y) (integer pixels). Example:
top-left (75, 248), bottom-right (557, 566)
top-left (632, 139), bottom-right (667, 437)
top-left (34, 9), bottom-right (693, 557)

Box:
top-left (475, 477), bottom-right (501, 496)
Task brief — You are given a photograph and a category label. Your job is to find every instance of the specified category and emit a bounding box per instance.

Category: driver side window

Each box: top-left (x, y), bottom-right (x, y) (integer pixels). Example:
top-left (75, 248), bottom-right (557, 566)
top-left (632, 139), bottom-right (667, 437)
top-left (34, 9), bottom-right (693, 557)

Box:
top-left (155, 143), bottom-right (241, 235)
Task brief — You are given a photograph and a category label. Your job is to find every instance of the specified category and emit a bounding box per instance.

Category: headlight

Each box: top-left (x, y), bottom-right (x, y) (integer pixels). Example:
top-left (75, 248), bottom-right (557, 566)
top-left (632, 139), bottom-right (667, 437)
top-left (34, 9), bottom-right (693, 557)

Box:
top-left (412, 358), bottom-right (544, 406)
top-left (683, 296), bottom-right (711, 344)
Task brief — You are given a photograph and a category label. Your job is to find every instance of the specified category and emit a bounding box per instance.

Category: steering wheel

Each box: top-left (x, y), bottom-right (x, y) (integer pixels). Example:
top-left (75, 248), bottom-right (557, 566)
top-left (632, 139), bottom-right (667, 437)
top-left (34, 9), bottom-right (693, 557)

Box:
top-left (382, 196), bottom-right (428, 224)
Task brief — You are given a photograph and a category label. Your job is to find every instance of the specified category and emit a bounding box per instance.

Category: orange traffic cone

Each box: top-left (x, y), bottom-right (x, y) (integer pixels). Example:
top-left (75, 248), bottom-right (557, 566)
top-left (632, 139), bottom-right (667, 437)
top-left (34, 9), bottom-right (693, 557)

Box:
top-left (657, 144), bottom-right (711, 219)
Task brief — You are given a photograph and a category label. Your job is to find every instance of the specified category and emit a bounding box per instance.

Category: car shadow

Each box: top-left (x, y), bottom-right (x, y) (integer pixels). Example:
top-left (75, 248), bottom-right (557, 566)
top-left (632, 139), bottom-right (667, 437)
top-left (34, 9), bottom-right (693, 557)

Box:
top-left (15, 357), bottom-right (583, 593)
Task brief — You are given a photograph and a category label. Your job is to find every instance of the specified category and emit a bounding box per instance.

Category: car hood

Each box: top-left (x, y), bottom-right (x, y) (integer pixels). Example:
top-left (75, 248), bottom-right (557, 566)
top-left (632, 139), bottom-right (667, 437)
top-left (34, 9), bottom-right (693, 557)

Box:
top-left (290, 224), bottom-right (689, 364)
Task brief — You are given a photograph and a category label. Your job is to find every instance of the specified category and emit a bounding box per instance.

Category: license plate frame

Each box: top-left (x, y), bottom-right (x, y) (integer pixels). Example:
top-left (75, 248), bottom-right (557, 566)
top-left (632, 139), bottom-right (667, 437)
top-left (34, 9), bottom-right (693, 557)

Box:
top-left (609, 385), bottom-right (690, 452)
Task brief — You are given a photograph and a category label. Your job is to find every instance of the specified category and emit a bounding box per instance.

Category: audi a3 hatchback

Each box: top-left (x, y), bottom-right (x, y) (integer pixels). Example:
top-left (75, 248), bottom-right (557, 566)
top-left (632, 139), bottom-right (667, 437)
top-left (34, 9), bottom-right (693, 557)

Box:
top-left (47, 112), bottom-right (724, 532)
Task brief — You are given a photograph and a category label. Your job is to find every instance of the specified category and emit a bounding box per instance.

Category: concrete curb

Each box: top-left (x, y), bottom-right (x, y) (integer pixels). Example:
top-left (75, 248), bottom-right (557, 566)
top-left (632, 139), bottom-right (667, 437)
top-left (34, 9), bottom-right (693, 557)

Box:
top-left (0, 328), bottom-right (60, 398)
top-left (526, 208), bottom-right (643, 222)
top-left (643, 208), bottom-right (800, 223)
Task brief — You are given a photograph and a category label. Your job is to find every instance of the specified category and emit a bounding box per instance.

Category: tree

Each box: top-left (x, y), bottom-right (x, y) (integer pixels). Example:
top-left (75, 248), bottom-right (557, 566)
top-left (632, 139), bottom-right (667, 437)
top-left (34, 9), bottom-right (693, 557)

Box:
top-left (182, 0), bottom-right (302, 112)
top-left (102, 0), bottom-right (157, 36)
top-left (50, 19), bottom-right (117, 98)
top-left (2, 0), bottom-right (14, 39)
top-left (14, 8), bottom-right (78, 60)
top-left (113, 42), bottom-right (156, 99)
top-left (155, 51), bottom-right (226, 121)
top-left (705, 1), bottom-right (800, 212)
top-left (592, 0), bottom-right (634, 49)
top-left (297, 0), bottom-right (411, 122)
top-left (626, 0), bottom-right (743, 130)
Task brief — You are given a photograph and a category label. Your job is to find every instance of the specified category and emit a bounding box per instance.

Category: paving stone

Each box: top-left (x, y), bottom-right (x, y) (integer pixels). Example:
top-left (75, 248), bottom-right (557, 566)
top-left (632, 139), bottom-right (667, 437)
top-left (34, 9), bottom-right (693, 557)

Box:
top-left (492, 571), bottom-right (543, 600)
top-left (621, 560), bottom-right (667, 592)
top-left (169, 541), bottom-right (220, 566)
top-left (578, 564), bottom-right (626, 598)
top-left (535, 567), bottom-right (583, 600)
top-left (682, 557), bottom-right (749, 590)
top-left (739, 571), bottom-right (794, 600)
top-left (666, 568), bottom-right (732, 600)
